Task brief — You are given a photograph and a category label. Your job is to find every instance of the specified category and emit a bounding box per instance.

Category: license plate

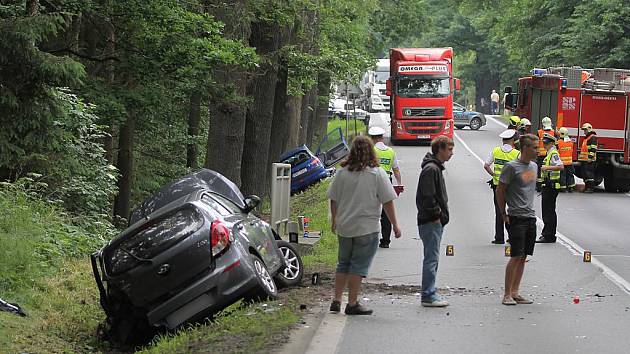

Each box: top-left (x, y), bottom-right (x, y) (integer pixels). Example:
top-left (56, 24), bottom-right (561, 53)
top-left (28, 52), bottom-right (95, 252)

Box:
top-left (293, 168), bottom-right (307, 177)
top-left (417, 135), bottom-right (430, 139)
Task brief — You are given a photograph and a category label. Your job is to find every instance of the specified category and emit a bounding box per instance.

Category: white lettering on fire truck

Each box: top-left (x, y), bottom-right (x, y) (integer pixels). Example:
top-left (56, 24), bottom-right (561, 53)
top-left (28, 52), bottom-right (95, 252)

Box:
top-left (592, 96), bottom-right (617, 101)
top-left (562, 97), bottom-right (576, 111)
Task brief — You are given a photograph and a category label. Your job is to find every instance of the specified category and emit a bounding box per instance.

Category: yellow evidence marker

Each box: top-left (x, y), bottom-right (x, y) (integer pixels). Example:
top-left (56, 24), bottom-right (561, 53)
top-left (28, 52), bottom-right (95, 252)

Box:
top-left (446, 245), bottom-right (454, 256)
top-left (504, 246), bottom-right (511, 257)
top-left (583, 251), bottom-right (592, 262)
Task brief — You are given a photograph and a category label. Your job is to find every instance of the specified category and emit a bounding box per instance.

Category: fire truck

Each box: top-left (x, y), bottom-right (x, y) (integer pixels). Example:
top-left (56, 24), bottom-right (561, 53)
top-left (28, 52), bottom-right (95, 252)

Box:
top-left (504, 67), bottom-right (630, 192)
top-left (386, 48), bottom-right (460, 144)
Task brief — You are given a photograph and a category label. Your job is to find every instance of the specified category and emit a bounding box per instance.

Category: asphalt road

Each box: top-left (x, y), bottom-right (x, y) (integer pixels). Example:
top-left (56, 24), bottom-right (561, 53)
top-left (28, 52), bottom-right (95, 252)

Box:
top-left (310, 115), bottom-right (630, 354)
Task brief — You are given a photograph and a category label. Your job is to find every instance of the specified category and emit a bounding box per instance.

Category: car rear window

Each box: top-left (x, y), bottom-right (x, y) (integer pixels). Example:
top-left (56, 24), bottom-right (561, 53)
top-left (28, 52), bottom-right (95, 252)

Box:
top-left (282, 152), bottom-right (312, 167)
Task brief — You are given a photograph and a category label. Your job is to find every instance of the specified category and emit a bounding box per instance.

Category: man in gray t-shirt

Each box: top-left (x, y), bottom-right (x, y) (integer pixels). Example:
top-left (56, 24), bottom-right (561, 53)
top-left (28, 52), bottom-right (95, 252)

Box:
top-left (496, 134), bottom-right (539, 306)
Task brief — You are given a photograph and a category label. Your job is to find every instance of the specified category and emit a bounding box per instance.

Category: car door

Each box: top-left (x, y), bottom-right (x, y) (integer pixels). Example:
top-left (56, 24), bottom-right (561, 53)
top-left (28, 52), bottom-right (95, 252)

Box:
top-left (453, 103), bottom-right (466, 125)
top-left (315, 127), bottom-right (350, 167)
top-left (212, 194), bottom-right (281, 270)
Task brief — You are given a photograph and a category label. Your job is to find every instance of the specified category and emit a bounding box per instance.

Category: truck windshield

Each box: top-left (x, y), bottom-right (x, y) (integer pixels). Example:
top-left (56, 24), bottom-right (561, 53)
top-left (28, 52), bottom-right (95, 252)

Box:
top-left (396, 75), bottom-right (450, 98)
top-left (375, 71), bottom-right (389, 84)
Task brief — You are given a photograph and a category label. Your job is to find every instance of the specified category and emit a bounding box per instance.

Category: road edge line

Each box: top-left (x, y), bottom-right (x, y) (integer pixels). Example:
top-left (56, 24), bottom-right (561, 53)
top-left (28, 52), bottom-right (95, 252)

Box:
top-left (304, 311), bottom-right (347, 354)
top-left (454, 130), bottom-right (630, 296)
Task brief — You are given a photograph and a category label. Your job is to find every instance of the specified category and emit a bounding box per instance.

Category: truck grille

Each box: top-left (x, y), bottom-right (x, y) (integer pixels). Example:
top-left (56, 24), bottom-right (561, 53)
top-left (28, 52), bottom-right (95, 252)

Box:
top-left (403, 107), bottom-right (445, 117)
top-left (405, 121), bottom-right (444, 134)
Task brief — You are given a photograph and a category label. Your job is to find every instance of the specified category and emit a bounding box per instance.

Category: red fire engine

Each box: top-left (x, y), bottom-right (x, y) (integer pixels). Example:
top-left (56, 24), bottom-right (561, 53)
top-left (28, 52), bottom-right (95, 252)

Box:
top-left (386, 48), bottom-right (460, 144)
top-left (505, 67), bottom-right (630, 192)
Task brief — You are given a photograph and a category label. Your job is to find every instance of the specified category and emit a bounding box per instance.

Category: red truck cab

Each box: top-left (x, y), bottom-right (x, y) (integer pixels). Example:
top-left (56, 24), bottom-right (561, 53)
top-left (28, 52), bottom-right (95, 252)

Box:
top-left (386, 48), bottom-right (460, 144)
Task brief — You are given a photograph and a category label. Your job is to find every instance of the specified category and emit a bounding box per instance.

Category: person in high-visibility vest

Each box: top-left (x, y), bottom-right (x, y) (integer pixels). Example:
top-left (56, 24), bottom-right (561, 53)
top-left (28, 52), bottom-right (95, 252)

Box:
top-left (536, 117), bottom-right (556, 190)
top-left (484, 129), bottom-right (520, 244)
top-left (537, 133), bottom-right (564, 243)
top-left (514, 118), bottom-right (531, 150)
top-left (557, 127), bottom-right (576, 192)
top-left (369, 126), bottom-right (403, 248)
top-left (578, 123), bottom-right (598, 193)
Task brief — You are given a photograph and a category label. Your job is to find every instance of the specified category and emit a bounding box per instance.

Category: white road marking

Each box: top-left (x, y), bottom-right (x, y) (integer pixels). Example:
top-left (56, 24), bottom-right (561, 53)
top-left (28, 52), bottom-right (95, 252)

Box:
top-left (454, 131), bottom-right (630, 296)
top-left (305, 312), bottom-right (347, 354)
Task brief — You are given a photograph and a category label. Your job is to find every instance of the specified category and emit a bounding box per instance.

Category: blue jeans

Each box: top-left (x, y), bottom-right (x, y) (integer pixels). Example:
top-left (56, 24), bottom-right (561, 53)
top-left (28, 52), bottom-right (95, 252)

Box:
top-left (419, 222), bottom-right (444, 301)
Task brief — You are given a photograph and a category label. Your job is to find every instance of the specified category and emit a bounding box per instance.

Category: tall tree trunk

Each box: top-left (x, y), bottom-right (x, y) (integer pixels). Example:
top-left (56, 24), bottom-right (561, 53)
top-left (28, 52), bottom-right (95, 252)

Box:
top-left (268, 63), bottom-right (291, 165)
top-left (187, 92), bottom-right (202, 168)
top-left (240, 21), bottom-right (285, 197)
top-left (285, 96), bottom-right (303, 149)
top-left (204, 0), bottom-right (250, 186)
top-left (103, 18), bottom-right (117, 164)
top-left (113, 111), bottom-right (135, 219)
top-left (26, 0), bottom-right (38, 16)
top-left (300, 86), bottom-right (318, 146)
top-left (312, 71), bottom-right (332, 146)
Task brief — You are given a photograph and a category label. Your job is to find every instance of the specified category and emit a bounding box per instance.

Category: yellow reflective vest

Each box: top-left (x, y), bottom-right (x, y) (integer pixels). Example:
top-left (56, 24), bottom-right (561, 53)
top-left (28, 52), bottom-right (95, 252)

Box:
top-left (492, 146), bottom-right (520, 185)
top-left (375, 146), bottom-right (395, 174)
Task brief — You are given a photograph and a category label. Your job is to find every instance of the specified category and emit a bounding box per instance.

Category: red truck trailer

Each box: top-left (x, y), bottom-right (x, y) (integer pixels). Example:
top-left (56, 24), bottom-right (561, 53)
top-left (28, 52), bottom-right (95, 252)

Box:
top-left (386, 48), bottom-right (460, 144)
top-left (505, 67), bottom-right (630, 192)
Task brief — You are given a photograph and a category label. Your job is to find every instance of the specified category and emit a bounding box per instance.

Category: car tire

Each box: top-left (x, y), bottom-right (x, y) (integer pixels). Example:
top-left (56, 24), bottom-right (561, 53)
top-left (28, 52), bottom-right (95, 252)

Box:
top-left (104, 289), bottom-right (155, 345)
top-left (245, 254), bottom-right (278, 301)
top-left (274, 241), bottom-right (304, 288)
top-left (470, 117), bottom-right (482, 130)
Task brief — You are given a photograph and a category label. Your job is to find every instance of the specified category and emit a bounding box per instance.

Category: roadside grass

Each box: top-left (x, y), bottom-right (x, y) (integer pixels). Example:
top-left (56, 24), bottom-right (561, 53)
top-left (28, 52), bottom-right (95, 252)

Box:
top-left (290, 179), bottom-right (337, 268)
top-left (327, 117), bottom-right (367, 140)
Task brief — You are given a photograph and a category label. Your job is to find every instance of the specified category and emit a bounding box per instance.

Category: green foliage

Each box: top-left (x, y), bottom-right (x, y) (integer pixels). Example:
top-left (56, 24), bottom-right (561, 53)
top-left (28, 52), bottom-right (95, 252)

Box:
top-left (0, 8), bottom-right (85, 171)
top-left (0, 180), bottom-right (114, 294)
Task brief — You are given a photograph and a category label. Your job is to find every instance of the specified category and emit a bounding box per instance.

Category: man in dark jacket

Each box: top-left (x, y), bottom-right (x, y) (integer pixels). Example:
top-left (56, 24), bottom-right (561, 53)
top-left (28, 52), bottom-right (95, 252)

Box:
top-left (416, 135), bottom-right (454, 307)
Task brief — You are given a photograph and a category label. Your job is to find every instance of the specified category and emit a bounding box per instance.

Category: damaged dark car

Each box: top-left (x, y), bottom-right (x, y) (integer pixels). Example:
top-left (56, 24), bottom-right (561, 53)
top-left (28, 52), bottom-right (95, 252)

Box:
top-left (91, 169), bottom-right (303, 344)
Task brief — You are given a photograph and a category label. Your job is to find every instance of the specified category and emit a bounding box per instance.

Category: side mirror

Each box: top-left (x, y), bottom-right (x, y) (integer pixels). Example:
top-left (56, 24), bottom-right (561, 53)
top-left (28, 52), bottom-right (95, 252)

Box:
top-left (243, 195), bottom-right (261, 213)
top-left (454, 78), bottom-right (461, 91)
top-left (385, 79), bottom-right (391, 96)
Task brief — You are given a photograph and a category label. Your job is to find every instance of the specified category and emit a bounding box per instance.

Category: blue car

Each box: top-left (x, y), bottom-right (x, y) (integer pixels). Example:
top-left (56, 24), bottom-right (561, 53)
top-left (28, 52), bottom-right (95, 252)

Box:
top-left (280, 128), bottom-right (349, 193)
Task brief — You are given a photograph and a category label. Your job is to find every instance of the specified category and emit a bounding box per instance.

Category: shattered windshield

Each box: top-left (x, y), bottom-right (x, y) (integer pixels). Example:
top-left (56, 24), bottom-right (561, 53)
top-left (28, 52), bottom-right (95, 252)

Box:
top-left (396, 75), bottom-right (450, 98)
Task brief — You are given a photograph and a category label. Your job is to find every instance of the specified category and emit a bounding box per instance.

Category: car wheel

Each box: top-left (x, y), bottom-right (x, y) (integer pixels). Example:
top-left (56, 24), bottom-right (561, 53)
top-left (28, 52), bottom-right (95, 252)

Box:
top-left (246, 254), bottom-right (278, 301)
top-left (274, 241), bottom-right (304, 288)
top-left (470, 117), bottom-right (482, 130)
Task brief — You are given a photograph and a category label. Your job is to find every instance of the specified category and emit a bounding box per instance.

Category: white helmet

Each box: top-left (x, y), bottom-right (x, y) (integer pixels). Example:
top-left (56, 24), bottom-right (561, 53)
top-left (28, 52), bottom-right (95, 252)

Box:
top-left (581, 123), bottom-right (593, 132)
top-left (541, 117), bottom-right (552, 130)
top-left (368, 126), bottom-right (386, 136)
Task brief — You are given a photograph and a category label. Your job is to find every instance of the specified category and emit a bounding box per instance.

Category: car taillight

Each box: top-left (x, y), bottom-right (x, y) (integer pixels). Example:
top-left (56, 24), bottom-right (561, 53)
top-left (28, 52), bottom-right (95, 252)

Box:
top-left (211, 221), bottom-right (231, 257)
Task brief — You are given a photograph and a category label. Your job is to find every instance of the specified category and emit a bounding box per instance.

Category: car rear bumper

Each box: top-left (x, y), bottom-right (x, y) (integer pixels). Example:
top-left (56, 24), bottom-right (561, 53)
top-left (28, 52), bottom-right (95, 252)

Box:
top-left (144, 243), bottom-right (258, 329)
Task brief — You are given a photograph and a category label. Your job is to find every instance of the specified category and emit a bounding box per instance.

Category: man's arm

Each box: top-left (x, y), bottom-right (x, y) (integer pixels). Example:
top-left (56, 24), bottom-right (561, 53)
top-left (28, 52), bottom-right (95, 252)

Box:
top-left (484, 163), bottom-right (494, 176)
top-left (393, 167), bottom-right (402, 185)
top-left (496, 182), bottom-right (509, 224)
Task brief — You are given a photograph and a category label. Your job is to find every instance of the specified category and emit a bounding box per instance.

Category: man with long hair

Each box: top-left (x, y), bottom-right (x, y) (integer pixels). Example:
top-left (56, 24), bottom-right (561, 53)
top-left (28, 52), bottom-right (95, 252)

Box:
top-left (327, 135), bottom-right (402, 315)
top-left (417, 135), bottom-right (454, 307)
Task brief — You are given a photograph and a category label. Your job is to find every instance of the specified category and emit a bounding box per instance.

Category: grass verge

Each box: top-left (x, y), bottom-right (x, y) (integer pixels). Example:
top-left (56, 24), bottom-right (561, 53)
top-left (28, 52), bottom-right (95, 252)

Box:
top-left (327, 118), bottom-right (366, 140)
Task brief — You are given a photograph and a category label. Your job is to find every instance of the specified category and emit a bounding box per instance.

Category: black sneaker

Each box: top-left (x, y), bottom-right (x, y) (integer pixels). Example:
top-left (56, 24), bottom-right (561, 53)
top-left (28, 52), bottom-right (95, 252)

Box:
top-left (344, 302), bottom-right (373, 315)
top-left (379, 243), bottom-right (390, 248)
top-left (491, 240), bottom-right (505, 244)
top-left (329, 300), bottom-right (341, 313)
top-left (536, 236), bottom-right (556, 243)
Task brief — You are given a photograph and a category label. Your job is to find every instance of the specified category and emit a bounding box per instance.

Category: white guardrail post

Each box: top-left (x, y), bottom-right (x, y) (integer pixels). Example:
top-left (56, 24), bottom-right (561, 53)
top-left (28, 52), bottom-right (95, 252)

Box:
top-left (270, 163), bottom-right (291, 237)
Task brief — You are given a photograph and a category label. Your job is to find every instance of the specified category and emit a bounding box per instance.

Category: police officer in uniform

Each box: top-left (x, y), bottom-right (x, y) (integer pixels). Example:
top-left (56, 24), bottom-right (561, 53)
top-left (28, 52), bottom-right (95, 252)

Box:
top-left (579, 123), bottom-right (598, 193)
top-left (484, 129), bottom-right (520, 244)
top-left (537, 133), bottom-right (564, 243)
top-left (369, 126), bottom-right (403, 248)
top-left (536, 117), bottom-right (556, 190)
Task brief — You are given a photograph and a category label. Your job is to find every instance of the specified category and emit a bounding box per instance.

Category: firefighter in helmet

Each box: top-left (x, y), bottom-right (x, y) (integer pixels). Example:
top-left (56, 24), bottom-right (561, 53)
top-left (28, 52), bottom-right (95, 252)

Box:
top-left (537, 133), bottom-right (563, 243)
top-left (557, 127), bottom-right (576, 192)
top-left (536, 117), bottom-right (556, 190)
top-left (579, 123), bottom-right (598, 193)
top-left (508, 115), bottom-right (521, 130)
top-left (518, 118), bottom-right (532, 135)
